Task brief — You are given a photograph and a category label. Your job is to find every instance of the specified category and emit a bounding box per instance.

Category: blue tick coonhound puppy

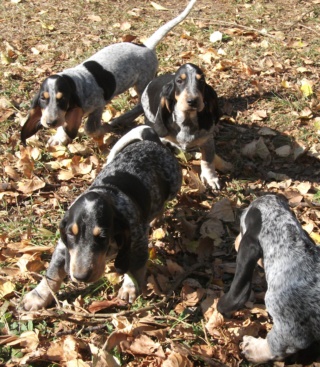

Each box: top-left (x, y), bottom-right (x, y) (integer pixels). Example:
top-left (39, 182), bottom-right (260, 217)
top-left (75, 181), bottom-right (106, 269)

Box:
top-left (21, 126), bottom-right (182, 310)
top-left (21, 0), bottom-right (196, 147)
top-left (141, 63), bottom-right (221, 190)
top-left (217, 194), bottom-right (320, 363)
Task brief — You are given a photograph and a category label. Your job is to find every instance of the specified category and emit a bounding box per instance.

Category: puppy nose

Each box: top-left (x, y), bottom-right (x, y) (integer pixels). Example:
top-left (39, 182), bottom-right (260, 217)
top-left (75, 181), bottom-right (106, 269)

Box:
top-left (187, 98), bottom-right (198, 108)
top-left (72, 272), bottom-right (90, 282)
top-left (47, 119), bottom-right (58, 127)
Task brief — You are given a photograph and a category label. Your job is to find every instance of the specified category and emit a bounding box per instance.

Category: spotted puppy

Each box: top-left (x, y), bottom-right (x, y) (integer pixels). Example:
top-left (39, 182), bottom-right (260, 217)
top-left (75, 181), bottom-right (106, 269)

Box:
top-left (21, 126), bottom-right (182, 311)
top-left (21, 0), bottom-right (196, 147)
top-left (141, 63), bottom-right (221, 190)
top-left (217, 194), bottom-right (320, 363)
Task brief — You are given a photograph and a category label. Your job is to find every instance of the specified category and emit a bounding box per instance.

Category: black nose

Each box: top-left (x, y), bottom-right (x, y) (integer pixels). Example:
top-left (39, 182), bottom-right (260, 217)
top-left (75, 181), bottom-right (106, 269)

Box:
top-left (187, 98), bottom-right (198, 108)
top-left (47, 119), bottom-right (58, 127)
top-left (72, 272), bottom-right (91, 282)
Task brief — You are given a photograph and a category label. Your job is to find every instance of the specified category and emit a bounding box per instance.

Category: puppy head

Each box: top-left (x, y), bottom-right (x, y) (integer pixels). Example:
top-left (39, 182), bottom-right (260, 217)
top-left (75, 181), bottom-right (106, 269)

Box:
top-left (174, 63), bottom-right (206, 113)
top-left (59, 191), bottom-right (115, 283)
top-left (21, 74), bottom-right (81, 145)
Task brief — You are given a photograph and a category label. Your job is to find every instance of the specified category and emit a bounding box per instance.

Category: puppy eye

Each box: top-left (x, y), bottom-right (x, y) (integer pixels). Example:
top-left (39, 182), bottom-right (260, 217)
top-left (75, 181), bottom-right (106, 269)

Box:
top-left (176, 78), bottom-right (183, 84)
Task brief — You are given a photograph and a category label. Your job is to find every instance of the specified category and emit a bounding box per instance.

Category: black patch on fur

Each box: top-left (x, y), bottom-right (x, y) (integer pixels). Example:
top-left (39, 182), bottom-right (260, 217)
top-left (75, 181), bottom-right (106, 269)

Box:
top-left (217, 207), bottom-right (263, 316)
top-left (102, 173), bottom-right (151, 221)
top-left (58, 75), bottom-right (82, 109)
top-left (83, 60), bottom-right (116, 101)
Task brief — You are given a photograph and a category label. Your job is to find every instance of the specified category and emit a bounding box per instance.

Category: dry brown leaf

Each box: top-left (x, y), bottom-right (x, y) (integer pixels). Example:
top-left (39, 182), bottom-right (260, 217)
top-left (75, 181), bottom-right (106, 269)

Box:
top-left (58, 170), bottom-right (75, 181)
top-left (88, 298), bottom-right (127, 313)
top-left (120, 334), bottom-right (165, 358)
top-left (200, 217), bottom-right (224, 240)
top-left (166, 259), bottom-right (185, 276)
top-left (205, 299), bottom-right (224, 335)
top-left (208, 198), bottom-right (234, 222)
top-left (120, 21), bottom-right (131, 30)
top-left (275, 145), bottom-right (291, 157)
top-left (250, 109), bottom-right (268, 121)
top-left (16, 176), bottom-right (45, 194)
top-left (88, 14), bottom-right (102, 22)
top-left (163, 351), bottom-right (193, 367)
top-left (181, 284), bottom-right (205, 306)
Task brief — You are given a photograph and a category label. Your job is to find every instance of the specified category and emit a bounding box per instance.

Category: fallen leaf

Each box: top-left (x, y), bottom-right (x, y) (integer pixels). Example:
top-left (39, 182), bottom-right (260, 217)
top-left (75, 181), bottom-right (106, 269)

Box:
top-left (150, 1), bottom-right (168, 10)
top-left (16, 176), bottom-right (46, 194)
top-left (88, 14), bottom-right (102, 22)
top-left (209, 31), bottom-right (223, 43)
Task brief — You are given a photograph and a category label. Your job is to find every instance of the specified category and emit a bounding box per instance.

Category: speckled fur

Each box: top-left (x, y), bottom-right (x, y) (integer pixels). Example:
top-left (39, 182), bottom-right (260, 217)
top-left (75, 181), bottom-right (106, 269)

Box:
top-left (218, 194), bottom-right (320, 362)
top-left (21, 127), bottom-right (181, 310)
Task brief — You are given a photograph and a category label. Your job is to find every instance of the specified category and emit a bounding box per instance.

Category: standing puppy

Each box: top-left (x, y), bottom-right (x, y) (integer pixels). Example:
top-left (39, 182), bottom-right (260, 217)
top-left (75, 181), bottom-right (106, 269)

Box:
top-left (141, 63), bottom-right (221, 190)
top-left (21, 0), bottom-right (197, 147)
top-left (21, 126), bottom-right (182, 311)
top-left (217, 194), bottom-right (320, 363)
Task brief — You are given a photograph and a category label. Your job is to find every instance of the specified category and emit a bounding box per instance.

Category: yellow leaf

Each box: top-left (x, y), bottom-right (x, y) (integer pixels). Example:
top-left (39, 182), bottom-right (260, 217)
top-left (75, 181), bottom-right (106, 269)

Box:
top-left (40, 21), bottom-right (55, 31)
top-left (150, 1), bottom-right (168, 10)
top-left (300, 79), bottom-right (313, 97)
top-left (152, 227), bottom-right (166, 240)
top-left (0, 281), bottom-right (15, 297)
top-left (311, 232), bottom-right (320, 244)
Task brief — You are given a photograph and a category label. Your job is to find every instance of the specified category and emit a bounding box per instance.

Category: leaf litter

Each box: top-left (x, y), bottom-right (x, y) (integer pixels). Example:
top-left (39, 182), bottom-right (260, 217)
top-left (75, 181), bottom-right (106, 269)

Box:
top-left (1, 0), bottom-right (320, 366)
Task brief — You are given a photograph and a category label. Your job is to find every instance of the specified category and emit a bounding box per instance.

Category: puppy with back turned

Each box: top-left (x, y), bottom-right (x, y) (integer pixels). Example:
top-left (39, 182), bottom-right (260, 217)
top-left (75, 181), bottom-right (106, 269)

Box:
top-left (21, 126), bottom-right (182, 310)
top-left (217, 194), bottom-right (320, 363)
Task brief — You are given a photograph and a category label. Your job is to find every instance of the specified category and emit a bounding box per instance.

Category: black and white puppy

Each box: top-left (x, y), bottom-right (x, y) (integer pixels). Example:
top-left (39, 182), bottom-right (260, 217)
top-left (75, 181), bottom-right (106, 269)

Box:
top-left (141, 63), bottom-right (221, 190)
top-left (217, 194), bottom-right (320, 363)
top-left (20, 0), bottom-right (196, 147)
top-left (21, 126), bottom-right (182, 311)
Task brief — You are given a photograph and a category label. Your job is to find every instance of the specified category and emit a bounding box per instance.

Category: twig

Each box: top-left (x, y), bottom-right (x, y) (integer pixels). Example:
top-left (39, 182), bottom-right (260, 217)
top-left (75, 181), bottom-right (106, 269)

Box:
top-left (297, 23), bottom-right (320, 37)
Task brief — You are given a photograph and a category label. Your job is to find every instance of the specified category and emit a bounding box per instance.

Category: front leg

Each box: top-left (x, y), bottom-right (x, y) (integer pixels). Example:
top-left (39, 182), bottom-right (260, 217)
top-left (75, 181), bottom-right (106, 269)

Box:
top-left (85, 108), bottom-right (111, 147)
top-left (200, 138), bottom-right (221, 190)
top-left (21, 240), bottom-right (67, 311)
top-left (241, 335), bottom-right (275, 363)
top-left (118, 266), bottom-right (146, 303)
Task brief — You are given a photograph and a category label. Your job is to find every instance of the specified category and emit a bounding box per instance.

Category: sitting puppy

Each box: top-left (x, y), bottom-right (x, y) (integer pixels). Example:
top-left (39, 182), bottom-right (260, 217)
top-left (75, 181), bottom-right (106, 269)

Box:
top-left (20, 0), bottom-right (196, 147)
top-left (141, 63), bottom-right (221, 190)
top-left (217, 194), bottom-right (320, 363)
top-left (21, 126), bottom-right (182, 311)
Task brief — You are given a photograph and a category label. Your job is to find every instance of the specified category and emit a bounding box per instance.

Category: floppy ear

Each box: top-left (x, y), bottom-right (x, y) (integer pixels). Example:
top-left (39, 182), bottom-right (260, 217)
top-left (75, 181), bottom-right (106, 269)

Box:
top-left (113, 212), bottom-right (131, 274)
top-left (153, 80), bottom-right (175, 137)
top-left (21, 92), bottom-right (43, 145)
top-left (197, 84), bottom-right (221, 130)
top-left (217, 207), bottom-right (262, 316)
top-left (59, 212), bottom-right (69, 245)
top-left (64, 107), bottom-right (84, 140)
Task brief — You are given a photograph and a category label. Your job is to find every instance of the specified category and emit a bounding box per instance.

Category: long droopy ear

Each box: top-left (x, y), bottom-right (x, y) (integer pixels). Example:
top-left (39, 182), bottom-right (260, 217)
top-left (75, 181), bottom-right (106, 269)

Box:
top-left (21, 92), bottom-right (43, 145)
top-left (59, 211), bottom-right (69, 246)
top-left (153, 80), bottom-right (175, 137)
top-left (197, 84), bottom-right (221, 131)
top-left (217, 207), bottom-right (262, 316)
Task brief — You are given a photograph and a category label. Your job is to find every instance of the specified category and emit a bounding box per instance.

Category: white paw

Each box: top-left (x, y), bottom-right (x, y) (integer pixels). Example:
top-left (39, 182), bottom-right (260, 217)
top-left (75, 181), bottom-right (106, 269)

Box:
top-left (241, 335), bottom-right (273, 363)
top-left (200, 160), bottom-right (221, 190)
top-left (21, 288), bottom-right (53, 311)
top-left (118, 274), bottom-right (139, 303)
top-left (47, 126), bottom-right (71, 146)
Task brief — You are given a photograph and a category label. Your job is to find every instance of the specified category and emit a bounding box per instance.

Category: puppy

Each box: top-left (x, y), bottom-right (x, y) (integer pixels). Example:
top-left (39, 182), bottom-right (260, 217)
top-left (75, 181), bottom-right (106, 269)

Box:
top-left (141, 63), bottom-right (221, 190)
top-left (217, 194), bottom-right (320, 363)
top-left (21, 126), bottom-right (182, 311)
top-left (21, 0), bottom-right (197, 147)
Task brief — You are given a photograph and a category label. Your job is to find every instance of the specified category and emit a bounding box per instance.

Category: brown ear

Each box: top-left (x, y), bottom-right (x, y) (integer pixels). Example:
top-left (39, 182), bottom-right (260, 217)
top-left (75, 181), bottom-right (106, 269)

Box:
top-left (64, 107), bottom-right (84, 140)
top-left (21, 101), bottom-right (43, 146)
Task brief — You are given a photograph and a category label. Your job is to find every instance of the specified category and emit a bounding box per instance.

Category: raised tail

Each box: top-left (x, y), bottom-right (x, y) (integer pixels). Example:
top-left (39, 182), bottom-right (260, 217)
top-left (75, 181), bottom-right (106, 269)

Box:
top-left (143, 0), bottom-right (197, 50)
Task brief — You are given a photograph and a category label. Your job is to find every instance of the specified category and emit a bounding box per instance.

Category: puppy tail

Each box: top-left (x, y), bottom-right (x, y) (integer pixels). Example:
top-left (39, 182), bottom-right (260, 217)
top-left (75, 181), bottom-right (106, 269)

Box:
top-left (143, 0), bottom-right (197, 50)
top-left (107, 126), bottom-right (161, 164)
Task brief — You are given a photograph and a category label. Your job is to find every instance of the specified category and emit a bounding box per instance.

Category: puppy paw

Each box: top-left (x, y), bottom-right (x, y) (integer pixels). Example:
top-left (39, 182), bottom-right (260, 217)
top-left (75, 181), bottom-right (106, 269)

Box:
top-left (21, 288), bottom-right (53, 311)
top-left (241, 335), bottom-right (273, 363)
top-left (200, 171), bottom-right (221, 190)
top-left (118, 274), bottom-right (139, 303)
top-left (47, 126), bottom-right (71, 146)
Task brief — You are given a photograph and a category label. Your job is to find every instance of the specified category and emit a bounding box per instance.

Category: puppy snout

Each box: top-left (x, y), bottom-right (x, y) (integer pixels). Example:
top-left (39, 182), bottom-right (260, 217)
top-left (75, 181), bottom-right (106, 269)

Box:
top-left (187, 97), bottom-right (198, 108)
top-left (47, 119), bottom-right (58, 127)
top-left (72, 271), bottom-right (91, 283)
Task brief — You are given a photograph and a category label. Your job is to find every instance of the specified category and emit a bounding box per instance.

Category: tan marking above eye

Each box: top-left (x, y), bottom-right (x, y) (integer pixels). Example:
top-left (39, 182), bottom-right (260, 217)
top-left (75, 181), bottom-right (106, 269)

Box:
top-left (43, 91), bottom-right (50, 99)
top-left (180, 73), bottom-right (187, 80)
top-left (71, 223), bottom-right (79, 236)
top-left (93, 226), bottom-right (101, 236)
top-left (196, 73), bottom-right (203, 80)
top-left (56, 92), bottom-right (63, 99)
